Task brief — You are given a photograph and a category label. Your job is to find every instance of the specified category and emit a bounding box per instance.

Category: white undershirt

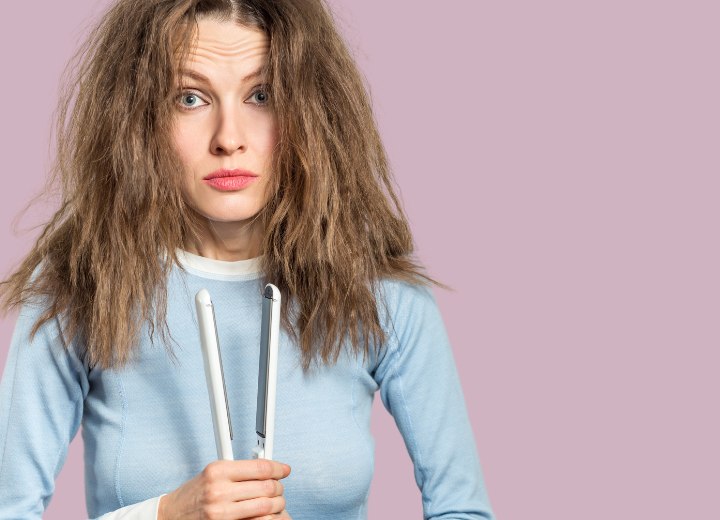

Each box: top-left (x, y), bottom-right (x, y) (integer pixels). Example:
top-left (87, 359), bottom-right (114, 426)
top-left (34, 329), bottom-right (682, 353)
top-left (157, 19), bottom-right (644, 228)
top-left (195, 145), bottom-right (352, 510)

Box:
top-left (175, 249), bottom-right (263, 276)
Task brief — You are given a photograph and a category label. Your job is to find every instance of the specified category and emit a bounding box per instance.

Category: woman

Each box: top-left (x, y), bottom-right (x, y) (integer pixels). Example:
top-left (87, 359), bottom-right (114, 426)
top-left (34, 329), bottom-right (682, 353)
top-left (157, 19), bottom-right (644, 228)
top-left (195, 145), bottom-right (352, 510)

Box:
top-left (0, 0), bottom-right (494, 519)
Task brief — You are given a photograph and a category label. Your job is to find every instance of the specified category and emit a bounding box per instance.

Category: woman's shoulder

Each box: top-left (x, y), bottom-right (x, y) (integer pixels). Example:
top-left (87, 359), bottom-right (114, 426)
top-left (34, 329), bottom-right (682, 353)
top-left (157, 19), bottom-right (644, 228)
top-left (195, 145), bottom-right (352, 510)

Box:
top-left (376, 276), bottom-right (437, 312)
top-left (7, 262), bottom-right (90, 365)
top-left (374, 276), bottom-right (442, 339)
top-left (367, 277), bottom-right (452, 377)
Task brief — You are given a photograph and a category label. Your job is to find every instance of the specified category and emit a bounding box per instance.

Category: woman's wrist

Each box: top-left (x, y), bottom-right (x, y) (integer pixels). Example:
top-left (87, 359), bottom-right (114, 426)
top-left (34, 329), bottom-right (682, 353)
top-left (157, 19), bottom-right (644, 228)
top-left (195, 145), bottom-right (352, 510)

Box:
top-left (156, 493), bottom-right (169, 520)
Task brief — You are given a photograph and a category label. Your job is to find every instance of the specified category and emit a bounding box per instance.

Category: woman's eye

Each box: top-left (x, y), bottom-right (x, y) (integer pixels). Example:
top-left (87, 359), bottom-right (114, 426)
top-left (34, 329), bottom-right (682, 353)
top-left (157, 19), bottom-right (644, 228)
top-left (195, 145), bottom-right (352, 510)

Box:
top-left (246, 87), bottom-right (270, 106)
top-left (178, 92), bottom-right (206, 110)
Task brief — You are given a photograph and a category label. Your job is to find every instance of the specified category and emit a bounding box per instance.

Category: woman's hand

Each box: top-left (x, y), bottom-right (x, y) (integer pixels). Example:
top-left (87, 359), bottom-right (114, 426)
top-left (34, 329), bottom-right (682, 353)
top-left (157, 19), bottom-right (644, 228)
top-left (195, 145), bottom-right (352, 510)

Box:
top-left (158, 459), bottom-right (292, 520)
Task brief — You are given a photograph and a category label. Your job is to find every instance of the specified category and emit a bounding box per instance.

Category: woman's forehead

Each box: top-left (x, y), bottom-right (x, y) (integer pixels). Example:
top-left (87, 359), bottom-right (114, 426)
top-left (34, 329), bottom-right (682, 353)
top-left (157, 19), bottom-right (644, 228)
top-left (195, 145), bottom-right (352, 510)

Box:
top-left (181, 18), bottom-right (269, 74)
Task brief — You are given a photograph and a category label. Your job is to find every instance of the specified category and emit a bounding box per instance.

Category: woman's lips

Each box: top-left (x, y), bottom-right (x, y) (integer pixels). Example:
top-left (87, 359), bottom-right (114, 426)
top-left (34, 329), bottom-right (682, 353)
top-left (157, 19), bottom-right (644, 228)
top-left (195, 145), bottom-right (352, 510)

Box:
top-left (203, 169), bottom-right (259, 191)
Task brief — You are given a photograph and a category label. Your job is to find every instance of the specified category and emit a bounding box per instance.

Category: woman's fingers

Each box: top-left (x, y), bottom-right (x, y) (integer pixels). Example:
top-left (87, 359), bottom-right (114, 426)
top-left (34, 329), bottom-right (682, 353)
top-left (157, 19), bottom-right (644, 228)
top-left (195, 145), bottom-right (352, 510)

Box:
top-left (204, 459), bottom-right (291, 483)
top-left (225, 478), bottom-right (284, 502)
top-left (246, 509), bottom-right (292, 520)
top-left (192, 478), bottom-right (284, 508)
top-left (223, 495), bottom-right (286, 519)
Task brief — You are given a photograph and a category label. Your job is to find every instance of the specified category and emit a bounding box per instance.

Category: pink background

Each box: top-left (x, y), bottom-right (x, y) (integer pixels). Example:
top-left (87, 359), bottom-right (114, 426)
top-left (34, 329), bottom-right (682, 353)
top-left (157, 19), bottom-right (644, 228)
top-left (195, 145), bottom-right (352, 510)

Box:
top-left (1, 0), bottom-right (719, 518)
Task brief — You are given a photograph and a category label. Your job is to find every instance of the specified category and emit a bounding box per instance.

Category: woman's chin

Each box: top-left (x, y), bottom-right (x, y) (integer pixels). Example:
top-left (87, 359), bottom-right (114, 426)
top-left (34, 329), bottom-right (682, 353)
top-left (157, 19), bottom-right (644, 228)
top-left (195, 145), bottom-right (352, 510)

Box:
top-left (189, 204), bottom-right (265, 226)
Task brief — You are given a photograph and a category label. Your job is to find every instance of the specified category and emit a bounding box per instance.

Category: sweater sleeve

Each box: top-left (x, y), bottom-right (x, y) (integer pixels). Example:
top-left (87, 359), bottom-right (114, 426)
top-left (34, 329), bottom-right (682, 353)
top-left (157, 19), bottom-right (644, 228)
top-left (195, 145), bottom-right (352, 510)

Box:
top-left (0, 304), bottom-right (89, 518)
top-left (372, 283), bottom-right (495, 520)
top-left (0, 305), bottom-right (167, 520)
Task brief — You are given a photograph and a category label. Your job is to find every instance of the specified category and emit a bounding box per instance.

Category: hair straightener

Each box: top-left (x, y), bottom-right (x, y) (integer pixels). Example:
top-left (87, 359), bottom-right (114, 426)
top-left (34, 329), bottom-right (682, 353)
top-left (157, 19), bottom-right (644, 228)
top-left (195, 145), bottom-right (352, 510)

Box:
top-left (195, 284), bottom-right (281, 462)
top-left (252, 284), bottom-right (281, 460)
top-left (195, 289), bottom-right (234, 460)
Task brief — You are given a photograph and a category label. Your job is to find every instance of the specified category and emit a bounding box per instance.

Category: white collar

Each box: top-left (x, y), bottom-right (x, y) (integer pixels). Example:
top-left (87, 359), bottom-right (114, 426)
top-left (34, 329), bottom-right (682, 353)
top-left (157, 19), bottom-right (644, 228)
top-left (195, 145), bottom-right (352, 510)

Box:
top-left (176, 249), bottom-right (263, 277)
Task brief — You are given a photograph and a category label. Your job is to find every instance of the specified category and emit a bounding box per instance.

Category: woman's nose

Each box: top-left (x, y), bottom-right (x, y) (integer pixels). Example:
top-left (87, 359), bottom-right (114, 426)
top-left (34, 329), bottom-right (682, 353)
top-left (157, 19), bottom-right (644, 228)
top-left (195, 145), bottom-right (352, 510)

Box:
top-left (210, 105), bottom-right (246, 155)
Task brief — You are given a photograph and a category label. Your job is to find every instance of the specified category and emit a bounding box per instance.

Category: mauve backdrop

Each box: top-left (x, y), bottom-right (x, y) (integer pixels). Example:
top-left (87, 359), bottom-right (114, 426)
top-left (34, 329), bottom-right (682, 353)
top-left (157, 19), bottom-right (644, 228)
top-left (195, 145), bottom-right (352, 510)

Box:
top-left (1, 1), bottom-right (718, 518)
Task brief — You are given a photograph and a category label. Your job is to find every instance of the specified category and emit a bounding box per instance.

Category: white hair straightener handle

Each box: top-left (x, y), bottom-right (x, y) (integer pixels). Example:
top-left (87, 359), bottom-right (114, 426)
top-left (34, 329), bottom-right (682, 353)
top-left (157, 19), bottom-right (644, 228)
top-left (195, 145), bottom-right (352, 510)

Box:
top-left (195, 289), bottom-right (234, 461)
top-left (253, 283), bottom-right (281, 460)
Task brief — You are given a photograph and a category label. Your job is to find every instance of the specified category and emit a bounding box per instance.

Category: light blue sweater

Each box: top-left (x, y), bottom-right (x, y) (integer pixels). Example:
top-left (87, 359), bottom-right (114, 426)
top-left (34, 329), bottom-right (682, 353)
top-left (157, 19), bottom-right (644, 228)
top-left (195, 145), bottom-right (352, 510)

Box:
top-left (0, 252), bottom-right (494, 519)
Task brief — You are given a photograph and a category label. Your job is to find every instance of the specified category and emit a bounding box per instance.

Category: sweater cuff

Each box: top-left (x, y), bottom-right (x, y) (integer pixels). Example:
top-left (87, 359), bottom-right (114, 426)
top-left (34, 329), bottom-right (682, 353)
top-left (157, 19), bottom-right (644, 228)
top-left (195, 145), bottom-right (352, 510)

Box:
top-left (94, 495), bottom-right (165, 520)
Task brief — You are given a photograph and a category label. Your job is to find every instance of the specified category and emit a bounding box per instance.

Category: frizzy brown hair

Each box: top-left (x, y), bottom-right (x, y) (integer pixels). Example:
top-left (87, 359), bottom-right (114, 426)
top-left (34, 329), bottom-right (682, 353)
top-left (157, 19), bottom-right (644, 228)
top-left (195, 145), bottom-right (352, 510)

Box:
top-left (0, 0), bottom-right (437, 370)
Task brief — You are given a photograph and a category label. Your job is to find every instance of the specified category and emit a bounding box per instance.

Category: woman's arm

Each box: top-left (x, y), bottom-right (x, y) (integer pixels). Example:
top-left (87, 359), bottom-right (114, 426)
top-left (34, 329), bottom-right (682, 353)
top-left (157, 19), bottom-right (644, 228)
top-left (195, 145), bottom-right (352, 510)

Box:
top-left (373, 282), bottom-right (495, 520)
top-left (0, 305), bottom-right (89, 518)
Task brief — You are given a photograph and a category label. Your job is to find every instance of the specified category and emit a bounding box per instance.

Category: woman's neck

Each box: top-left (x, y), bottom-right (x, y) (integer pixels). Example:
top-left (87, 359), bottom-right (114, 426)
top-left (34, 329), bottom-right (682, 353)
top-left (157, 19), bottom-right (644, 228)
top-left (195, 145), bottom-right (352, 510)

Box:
top-left (186, 218), bottom-right (264, 261)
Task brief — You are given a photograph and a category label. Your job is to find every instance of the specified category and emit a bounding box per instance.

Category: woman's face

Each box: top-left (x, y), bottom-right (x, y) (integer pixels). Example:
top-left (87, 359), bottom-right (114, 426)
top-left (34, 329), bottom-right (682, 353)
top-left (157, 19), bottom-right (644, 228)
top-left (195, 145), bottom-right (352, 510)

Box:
top-left (173, 18), bottom-right (277, 226)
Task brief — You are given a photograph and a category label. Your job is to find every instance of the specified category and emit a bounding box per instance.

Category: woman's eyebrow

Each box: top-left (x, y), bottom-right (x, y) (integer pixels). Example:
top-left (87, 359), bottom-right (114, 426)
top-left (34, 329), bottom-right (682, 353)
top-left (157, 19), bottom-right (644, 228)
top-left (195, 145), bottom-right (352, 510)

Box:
top-left (180, 68), bottom-right (266, 84)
